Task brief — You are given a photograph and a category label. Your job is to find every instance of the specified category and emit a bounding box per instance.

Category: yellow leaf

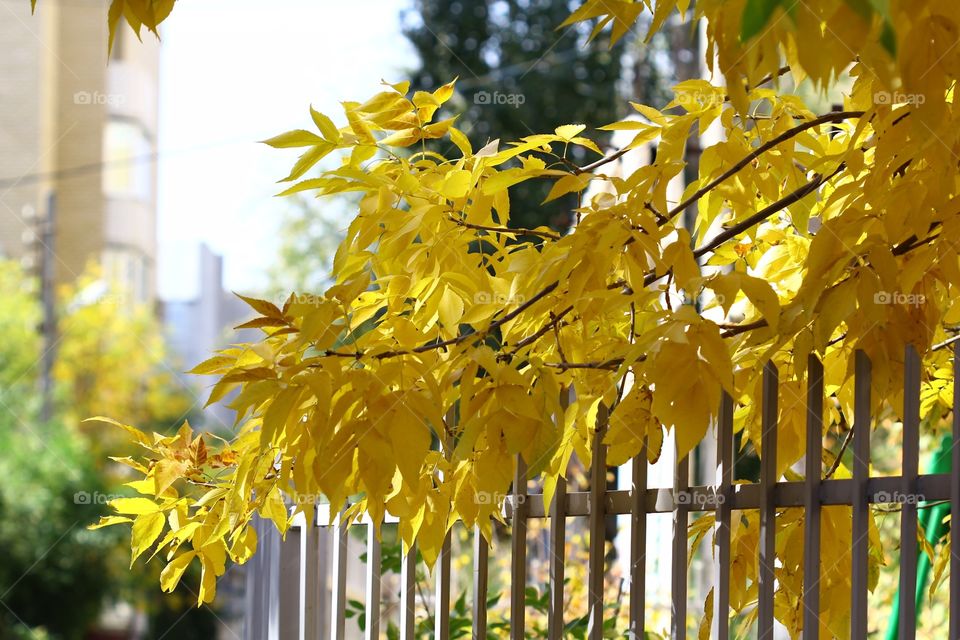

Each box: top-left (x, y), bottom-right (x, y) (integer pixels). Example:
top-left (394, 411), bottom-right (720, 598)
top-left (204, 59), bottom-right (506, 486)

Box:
top-left (87, 515), bottom-right (133, 530)
top-left (555, 124), bottom-right (586, 140)
top-left (109, 497), bottom-right (161, 515)
top-left (261, 129), bottom-right (326, 148)
top-left (438, 287), bottom-right (464, 330)
top-left (259, 486), bottom-right (290, 534)
top-left (160, 551), bottom-right (196, 593)
top-left (440, 169), bottom-right (473, 199)
top-left (131, 511), bottom-right (166, 565)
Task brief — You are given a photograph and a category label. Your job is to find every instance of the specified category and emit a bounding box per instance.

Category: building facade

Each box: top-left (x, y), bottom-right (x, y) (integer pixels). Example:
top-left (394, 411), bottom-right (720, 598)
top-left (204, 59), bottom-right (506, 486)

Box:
top-left (0, 0), bottom-right (159, 303)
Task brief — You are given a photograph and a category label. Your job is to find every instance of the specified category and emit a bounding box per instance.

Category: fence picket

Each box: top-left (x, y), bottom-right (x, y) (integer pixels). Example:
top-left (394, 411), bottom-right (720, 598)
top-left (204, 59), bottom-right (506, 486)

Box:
top-left (588, 406), bottom-right (608, 640)
top-left (365, 524), bottom-right (382, 640)
top-left (511, 456), bottom-right (528, 640)
top-left (671, 448), bottom-right (690, 640)
top-left (435, 531), bottom-right (452, 640)
top-left (331, 513), bottom-right (349, 640)
top-left (400, 541), bottom-right (417, 640)
top-left (898, 345), bottom-right (920, 640)
top-left (712, 392), bottom-right (734, 640)
top-left (548, 476), bottom-right (567, 640)
top-left (299, 514), bottom-right (321, 640)
top-left (758, 361), bottom-right (778, 639)
top-left (280, 526), bottom-right (302, 640)
top-left (803, 355), bottom-right (824, 640)
top-left (952, 343), bottom-right (960, 640)
top-left (629, 442), bottom-right (647, 638)
top-left (474, 526), bottom-right (490, 639)
top-left (851, 351), bottom-right (872, 639)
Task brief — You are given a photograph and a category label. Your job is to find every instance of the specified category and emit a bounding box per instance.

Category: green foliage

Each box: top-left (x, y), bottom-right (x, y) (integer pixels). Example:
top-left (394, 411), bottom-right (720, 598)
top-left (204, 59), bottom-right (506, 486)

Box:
top-left (0, 417), bottom-right (113, 638)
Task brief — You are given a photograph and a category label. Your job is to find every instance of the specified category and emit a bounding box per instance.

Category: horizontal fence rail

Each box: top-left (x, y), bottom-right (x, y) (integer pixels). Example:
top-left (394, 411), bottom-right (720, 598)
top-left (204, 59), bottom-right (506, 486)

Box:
top-left (244, 345), bottom-right (960, 639)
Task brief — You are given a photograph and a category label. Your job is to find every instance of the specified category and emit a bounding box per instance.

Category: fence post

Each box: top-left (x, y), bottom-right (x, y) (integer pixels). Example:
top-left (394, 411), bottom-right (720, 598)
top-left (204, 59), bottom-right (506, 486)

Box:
top-left (851, 350), bottom-right (872, 638)
top-left (365, 522), bottom-right (382, 640)
top-left (712, 392), bottom-right (734, 640)
top-left (399, 541), bottom-right (417, 640)
top-left (898, 345), bottom-right (920, 640)
top-left (671, 446), bottom-right (690, 639)
top-left (952, 343), bottom-right (960, 640)
top-left (547, 475), bottom-right (567, 640)
top-left (629, 439), bottom-right (647, 638)
top-left (803, 355), bottom-right (824, 640)
top-left (511, 455), bottom-right (528, 640)
top-left (588, 405), bottom-right (608, 640)
top-left (758, 361), bottom-right (778, 639)
top-left (474, 527), bottom-right (490, 638)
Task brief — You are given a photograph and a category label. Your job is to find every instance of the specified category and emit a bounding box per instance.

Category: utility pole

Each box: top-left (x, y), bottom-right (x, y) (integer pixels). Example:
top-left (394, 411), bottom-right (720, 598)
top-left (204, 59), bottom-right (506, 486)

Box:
top-left (39, 191), bottom-right (57, 422)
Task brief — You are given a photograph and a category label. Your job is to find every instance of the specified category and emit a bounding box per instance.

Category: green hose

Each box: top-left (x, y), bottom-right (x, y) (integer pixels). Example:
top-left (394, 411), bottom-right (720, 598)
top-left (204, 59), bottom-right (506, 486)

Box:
top-left (883, 435), bottom-right (952, 640)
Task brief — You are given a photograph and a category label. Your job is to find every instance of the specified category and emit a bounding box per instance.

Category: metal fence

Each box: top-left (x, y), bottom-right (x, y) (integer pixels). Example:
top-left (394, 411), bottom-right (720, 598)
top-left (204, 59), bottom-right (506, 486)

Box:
top-left (244, 346), bottom-right (960, 639)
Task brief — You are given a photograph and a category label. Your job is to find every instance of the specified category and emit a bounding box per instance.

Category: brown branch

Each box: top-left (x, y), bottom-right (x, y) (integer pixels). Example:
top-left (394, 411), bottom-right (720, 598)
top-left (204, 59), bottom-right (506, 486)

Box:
top-left (507, 305), bottom-right (574, 353)
top-left (448, 215), bottom-right (561, 241)
top-left (664, 111), bottom-right (863, 223)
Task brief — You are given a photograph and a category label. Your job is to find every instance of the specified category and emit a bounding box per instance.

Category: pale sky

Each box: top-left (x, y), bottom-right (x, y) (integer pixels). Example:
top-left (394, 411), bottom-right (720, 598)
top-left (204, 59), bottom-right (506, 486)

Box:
top-left (157, 0), bottom-right (416, 300)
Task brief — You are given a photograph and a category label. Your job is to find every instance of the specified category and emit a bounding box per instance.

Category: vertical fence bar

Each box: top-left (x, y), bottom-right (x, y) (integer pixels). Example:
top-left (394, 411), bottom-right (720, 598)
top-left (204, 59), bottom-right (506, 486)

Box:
top-left (316, 525), bottom-right (331, 637)
top-left (588, 406), bottom-right (608, 640)
top-left (851, 350), bottom-right (872, 639)
top-left (331, 513), bottom-right (349, 640)
top-left (299, 515), bottom-right (321, 640)
top-left (803, 355), bottom-right (824, 640)
top-left (898, 345), bottom-right (920, 640)
top-left (671, 447), bottom-right (690, 640)
top-left (758, 361), bottom-right (778, 639)
top-left (399, 541), bottom-right (417, 640)
top-left (435, 531), bottom-right (452, 640)
top-left (511, 456), bottom-right (528, 640)
top-left (280, 526), bottom-right (303, 640)
top-left (547, 475), bottom-right (567, 640)
top-left (474, 526), bottom-right (489, 639)
top-left (952, 342), bottom-right (960, 640)
top-left (712, 392), bottom-right (734, 640)
top-left (629, 440), bottom-right (648, 639)
top-left (365, 524), bottom-right (382, 640)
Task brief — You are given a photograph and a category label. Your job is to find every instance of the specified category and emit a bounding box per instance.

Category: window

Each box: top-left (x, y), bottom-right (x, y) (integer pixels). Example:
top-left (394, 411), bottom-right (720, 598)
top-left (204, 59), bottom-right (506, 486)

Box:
top-left (102, 120), bottom-right (152, 201)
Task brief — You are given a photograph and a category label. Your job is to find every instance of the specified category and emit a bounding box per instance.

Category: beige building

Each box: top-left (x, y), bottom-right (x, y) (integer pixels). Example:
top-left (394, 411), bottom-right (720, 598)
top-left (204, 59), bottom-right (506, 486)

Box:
top-left (0, 0), bottom-right (159, 303)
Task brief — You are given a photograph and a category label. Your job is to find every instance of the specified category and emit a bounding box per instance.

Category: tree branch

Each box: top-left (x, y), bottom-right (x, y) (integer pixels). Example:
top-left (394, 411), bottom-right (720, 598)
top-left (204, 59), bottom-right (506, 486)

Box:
top-left (665, 111), bottom-right (863, 223)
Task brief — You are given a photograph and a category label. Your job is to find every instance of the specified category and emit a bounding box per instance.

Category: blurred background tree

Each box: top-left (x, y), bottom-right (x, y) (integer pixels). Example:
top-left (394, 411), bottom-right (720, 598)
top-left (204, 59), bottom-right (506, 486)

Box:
top-left (0, 260), bottom-right (213, 639)
top-left (402, 0), bottom-right (626, 233)
top-left (265, 195), bottom-right (347, 297)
